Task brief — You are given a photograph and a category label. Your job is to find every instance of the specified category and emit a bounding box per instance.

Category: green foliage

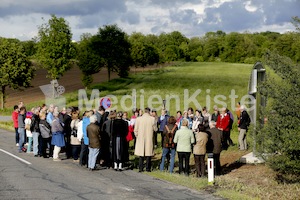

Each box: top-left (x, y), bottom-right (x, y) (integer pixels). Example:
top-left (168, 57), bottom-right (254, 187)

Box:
top-left (21, 40), bottom-right (37, 57)
top-left (91, 24), bottom-right (132, 80)
top-left (0, 38), bottom-right (35, 108)
top-left (257, 50), bottom-right (300, 175)
top-left (36, 15), bottom-right (75, 80)
top-left (77, 33), bottom-right (102, 88)
top-left (130, 41), bottom-right (159, 67)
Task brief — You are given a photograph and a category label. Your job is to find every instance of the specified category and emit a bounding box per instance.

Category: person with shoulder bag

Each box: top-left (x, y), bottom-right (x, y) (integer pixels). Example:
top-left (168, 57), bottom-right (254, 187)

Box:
top-left (160, 116), bottom-right (178, 173)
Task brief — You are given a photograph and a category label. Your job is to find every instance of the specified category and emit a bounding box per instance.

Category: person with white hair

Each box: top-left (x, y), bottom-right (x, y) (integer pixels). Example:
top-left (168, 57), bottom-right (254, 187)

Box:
top-left (173, 119), bottom-right (195, 176)
top-left (51, 110), bottom-right (65, 161)
top-left (238, 105), bottom-right (251, 151)
top-left (87, 115), bottom-right (101, 171)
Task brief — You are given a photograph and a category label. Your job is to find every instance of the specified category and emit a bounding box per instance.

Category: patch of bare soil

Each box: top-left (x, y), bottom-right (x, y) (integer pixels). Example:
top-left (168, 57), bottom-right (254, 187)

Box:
top-left (216, 150), bottom-right (300, 200)
top-left (5, 64), bottom-right (165, 108)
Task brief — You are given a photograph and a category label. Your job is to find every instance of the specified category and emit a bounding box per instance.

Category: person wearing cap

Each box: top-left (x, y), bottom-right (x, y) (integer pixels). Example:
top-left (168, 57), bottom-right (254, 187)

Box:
top-left (134, 107), bottom-right (157, 172)
top-left (238, 105), bottom-right (251, 151)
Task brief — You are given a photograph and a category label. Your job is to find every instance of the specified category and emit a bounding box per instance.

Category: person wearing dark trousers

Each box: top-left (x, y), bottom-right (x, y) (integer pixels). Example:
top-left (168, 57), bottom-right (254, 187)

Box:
top-left (39, 111), bottom-right (53, 158)
top-left (238, 105), bottom-right (251, 151)
top-left (207, 121), bottom-right (223, 175)
top-left (216, 108), bottom-right (230, 150)
top-left (112, 111), bottom-right (128, 171)
top-left (79, 110), bottom-right (93, 167)
top-left (174, 119), bottom-right (195, 176)
top-left (63, 108), bottom-right (72, 159)
top-left (226, 108), bottom-right (234, 146)
top-left (158, 109), bottom-right (169, 148)
top-left (134, 108), bottom-right (157, 172)
top-left (12, 105), bottom-right (19, 146)
top-left (193, 124), bottom-right (208, 177)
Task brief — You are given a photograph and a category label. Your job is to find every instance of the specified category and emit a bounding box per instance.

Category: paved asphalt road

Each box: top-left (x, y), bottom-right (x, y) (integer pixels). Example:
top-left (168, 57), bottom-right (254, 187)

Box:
top-left (0, 116), bottom-right (11, 122)
top-left (0, 128), bottom-right (223, 200)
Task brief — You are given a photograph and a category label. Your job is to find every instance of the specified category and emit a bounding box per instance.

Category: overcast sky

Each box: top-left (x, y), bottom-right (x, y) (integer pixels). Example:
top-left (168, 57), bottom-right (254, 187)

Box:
top-left (0, 0), bottom-right (299, 41)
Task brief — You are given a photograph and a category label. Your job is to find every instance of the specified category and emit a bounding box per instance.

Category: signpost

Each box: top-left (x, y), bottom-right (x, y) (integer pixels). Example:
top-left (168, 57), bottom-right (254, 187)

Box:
top-left (100, 97), bottom-right (112, 110)
top-left (248, 62), bottom-right (266, 155)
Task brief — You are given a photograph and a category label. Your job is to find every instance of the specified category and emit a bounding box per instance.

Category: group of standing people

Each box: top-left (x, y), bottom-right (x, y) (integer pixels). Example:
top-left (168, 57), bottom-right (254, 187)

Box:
top-left (12, 101), bottom-right (250, 177)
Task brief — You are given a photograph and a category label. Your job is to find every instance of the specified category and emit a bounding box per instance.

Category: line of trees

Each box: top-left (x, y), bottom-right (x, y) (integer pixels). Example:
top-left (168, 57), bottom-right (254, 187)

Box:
top-left (1, 15), bottom-right (299, 108)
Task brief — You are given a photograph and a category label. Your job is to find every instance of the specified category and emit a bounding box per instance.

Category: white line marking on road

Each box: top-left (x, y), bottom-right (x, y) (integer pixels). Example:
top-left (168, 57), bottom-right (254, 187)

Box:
top-left (119, 186), bottom-right (135, 191)
top-left (0, 149), bottom-right (32, 165)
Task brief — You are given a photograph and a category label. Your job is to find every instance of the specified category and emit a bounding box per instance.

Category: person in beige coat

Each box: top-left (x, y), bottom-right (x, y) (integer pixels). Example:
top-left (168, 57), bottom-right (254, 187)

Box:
top-left (134, 107), bottom-right (157, 172)
top-left (193, 124), bottom-right (208, 177)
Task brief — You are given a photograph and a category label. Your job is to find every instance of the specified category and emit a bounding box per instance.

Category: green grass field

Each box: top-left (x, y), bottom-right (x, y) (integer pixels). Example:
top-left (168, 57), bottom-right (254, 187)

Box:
top-left (76, 62), bottom-right (252, 116)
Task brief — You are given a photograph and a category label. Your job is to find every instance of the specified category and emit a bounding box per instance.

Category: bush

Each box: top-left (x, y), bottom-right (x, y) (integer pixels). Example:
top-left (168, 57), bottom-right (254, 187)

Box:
top-left (257, 50), bottom-right (300, 175)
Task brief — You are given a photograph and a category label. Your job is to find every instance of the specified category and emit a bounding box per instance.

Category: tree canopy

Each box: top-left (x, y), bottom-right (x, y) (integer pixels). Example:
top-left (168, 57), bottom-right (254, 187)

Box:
top-left (36, 15), bottom-right (75, 80)
top-left (0, 38), bottom-right (34, 109)
top-left (76, 33), bottom-right (103, 88)
top-left (90, 24), bottom-right (132, 81)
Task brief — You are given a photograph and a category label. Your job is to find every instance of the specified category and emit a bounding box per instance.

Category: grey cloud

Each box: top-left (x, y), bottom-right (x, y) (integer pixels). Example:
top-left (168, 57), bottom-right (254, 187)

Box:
top-left (0, 0), bottom-right (127, 17)
top-left (121, 11), bottom-right (140, 25)
top-left (202, 0), bottom-right (265, 32)
top-left (149, 0), bottom-right (205, 7)
top-left (169, 9), bottom-right (198, 24)
top-left (76, 11), bottom-right (120, 29)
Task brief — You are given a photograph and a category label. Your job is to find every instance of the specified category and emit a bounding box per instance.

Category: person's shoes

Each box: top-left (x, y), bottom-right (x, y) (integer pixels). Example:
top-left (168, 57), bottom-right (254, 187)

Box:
top-left (73, 159), bottom-right (79, 162)
top-left (16, 143), bottom-right (19, 147)
top-left (114, 162), bottom-right (118, 171)
top-left (53, 158), bottom-right (61, 161)
top-left (34, 155), bottom-right (38, 157)
top-left (146, 169), bottom-right (151, 172)
top-left (118, 163), bottom-right (123, 171)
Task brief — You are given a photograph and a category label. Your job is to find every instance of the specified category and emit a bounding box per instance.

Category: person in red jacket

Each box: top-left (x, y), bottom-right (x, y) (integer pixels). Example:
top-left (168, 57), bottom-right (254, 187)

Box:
top-left (216, 107), bottom-right (230, 150)
top-left (12, 105), bottom-right (19, 146)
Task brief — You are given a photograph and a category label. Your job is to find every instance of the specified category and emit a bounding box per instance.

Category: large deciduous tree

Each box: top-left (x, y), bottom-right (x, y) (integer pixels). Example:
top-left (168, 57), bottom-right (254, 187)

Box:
top-left (0, 38), bottom-right (35, 109)
top-left (36, 15), bottom-right (75, 80)
top-left (77, 33), bottom-right (103, 88)
top-left (91, 24), bottom-right (132, 81)
top-left (129, 32), bottom-right (159, 70)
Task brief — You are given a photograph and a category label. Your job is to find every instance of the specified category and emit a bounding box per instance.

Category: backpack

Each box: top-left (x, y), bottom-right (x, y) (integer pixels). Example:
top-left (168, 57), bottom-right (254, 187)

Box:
top-left (164, 125), bottom-right (177, 148)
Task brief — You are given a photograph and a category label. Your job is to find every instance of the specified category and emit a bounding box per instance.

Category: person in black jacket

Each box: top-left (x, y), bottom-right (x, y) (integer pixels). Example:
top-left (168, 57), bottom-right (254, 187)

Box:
top-left (111, 111), bottom-right (128, 171)
top-left (238, 105), bottom-right (251, 150)
top-left (30, 108), bottom-right (40, 157)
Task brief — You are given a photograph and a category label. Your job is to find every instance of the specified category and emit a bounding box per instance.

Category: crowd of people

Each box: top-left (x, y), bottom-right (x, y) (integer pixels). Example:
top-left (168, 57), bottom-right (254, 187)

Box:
top-left (12, 101), bottom-right (250, 176)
